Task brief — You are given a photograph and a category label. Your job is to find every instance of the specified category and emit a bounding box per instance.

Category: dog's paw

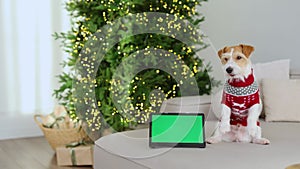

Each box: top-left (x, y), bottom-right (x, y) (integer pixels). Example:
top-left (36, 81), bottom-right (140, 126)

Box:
top-left (219, 123), bottom-right (231, 134)
top-left (206, 137), bottom-right (221, 144)
top-left (253, 138), bottom-right (270, 145)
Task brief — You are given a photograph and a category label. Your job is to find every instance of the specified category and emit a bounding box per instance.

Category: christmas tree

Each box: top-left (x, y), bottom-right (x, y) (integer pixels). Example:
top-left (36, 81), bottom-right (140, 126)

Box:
top-left (54, 0), bottom-right (219, 138)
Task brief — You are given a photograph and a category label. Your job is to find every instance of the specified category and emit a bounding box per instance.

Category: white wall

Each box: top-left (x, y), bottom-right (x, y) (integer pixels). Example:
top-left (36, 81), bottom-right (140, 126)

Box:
top-left (0, 0), bottom-right (70, 140)
top-left (200, 0), bottom-right (300, 77)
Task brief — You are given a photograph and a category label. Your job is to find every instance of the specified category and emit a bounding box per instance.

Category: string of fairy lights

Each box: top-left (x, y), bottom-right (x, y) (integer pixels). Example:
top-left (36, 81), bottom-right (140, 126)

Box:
top-left (62, 0), bottom-right (205, 132)
top-left (108, 47), bottom-right (200, 125)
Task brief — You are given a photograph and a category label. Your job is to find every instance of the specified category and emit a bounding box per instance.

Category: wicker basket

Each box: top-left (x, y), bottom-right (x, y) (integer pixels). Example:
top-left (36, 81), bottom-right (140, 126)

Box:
top-left (34, 114), bottom-right (89, 150)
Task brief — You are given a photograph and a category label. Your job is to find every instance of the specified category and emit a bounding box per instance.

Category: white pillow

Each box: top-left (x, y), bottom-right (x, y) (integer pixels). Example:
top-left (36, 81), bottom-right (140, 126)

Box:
top-left (262, 79), bottom-right (300, 122)
top-left (252, 59), bottom-right (290, 83)
top-left (253, 59), bottom-right (290, 117)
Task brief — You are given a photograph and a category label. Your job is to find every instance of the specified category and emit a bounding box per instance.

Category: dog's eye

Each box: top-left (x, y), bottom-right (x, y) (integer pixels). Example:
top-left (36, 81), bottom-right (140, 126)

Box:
top-left (224, 58), bottom-right (228, 62)
top-left (237, 56), bottom-right (242, 60)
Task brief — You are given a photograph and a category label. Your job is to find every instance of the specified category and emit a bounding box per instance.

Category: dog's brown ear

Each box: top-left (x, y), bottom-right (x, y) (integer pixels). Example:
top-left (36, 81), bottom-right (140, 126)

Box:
top-left (239, 44), bottom-right (254, 58)
top-left (217, 46), bottom-right (228, 58)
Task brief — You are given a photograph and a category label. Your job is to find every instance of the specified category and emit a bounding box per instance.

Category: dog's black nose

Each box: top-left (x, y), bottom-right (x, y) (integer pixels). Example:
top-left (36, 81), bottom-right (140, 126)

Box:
top-left (226, 67), bottom-right (233, 74)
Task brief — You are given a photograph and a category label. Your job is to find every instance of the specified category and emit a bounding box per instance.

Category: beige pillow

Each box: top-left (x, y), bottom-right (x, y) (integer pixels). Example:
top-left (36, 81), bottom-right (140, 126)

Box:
top-left (262, 79), bottom-right (300, 122)
top-left (253, 59), bottom-right (290, 83)
top-left (253, 59), bottom-right (290, 117)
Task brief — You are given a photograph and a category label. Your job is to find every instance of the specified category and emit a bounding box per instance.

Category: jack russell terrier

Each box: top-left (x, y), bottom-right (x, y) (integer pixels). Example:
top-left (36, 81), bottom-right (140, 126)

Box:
top-left (207, 44), bottom-right (270, 145)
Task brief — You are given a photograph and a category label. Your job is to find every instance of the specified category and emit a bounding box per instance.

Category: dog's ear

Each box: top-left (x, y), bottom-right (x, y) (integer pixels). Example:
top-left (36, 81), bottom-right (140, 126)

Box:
top-left (239, 44), bottom-right (254, 58)
top-left (218, 46), bottom-right (228, 58)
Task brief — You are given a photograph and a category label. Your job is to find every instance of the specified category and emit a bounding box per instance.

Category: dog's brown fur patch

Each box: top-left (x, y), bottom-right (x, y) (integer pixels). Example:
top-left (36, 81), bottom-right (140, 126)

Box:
top-left (218, 44), bottom-right (254, 59)
top-left (218, 44), bottom-right (254, 69)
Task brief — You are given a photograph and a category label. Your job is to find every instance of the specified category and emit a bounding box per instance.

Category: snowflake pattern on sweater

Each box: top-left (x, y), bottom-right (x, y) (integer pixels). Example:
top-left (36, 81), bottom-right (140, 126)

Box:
top-left (222, 72), bottom-right (260, 127)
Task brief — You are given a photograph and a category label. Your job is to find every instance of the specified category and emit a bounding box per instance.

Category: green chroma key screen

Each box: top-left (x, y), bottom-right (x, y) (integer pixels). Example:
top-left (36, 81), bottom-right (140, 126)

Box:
top-left (149, 113), bottom-right (206, 148)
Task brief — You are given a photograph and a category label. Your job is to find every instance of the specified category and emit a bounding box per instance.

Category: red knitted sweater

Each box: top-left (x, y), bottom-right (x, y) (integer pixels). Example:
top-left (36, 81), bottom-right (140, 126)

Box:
top-left (222, 72), bottom-right (260, 127)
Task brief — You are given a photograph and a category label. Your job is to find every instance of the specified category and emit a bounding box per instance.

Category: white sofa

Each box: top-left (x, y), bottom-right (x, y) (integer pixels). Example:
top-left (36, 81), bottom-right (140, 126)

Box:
top-left (94, 120), bottom-right (300, 169)
top-left (94, 95), bottom-right (300, 169)
top-left (94, 68), bottom-right (300, 169)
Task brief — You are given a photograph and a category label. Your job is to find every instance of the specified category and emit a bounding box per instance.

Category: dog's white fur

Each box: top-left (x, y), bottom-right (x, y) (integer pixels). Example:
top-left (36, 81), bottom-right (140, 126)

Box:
top-left (207, 44), bottom-right (270, 145)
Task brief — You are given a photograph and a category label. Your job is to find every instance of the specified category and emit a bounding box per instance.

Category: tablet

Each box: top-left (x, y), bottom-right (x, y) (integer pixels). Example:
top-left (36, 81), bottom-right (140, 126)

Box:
top-left (149, 113), bottom-right (206, 148)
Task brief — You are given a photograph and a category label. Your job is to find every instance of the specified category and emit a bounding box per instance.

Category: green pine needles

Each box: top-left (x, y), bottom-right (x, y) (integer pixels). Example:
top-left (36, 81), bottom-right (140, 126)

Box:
top-left (53, 0), bottom-right (219, 134)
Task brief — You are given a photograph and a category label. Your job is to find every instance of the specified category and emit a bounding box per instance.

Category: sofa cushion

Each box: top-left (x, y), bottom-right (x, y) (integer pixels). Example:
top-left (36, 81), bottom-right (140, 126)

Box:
top-left (252, 59), bottom-right (290, 83)
top-left (262, 79), bottom-right (300, 122)
top-left (94, 121), bottom-right (300, 169)
top-left (159, 95), bottom-right (216, 120)
top-left (211, 89), bottom-right (222, 119)
top-left (253, 59), bottom-right (290, 117)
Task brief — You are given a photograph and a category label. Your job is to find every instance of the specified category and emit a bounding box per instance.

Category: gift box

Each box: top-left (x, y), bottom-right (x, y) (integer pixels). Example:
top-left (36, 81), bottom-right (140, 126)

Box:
top-left (56, 144), bottom-right (93, 166)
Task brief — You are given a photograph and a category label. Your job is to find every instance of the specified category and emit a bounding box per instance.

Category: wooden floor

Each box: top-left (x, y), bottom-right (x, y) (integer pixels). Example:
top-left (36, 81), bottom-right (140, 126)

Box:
top-left (0, 137), bottom-right (93, 169)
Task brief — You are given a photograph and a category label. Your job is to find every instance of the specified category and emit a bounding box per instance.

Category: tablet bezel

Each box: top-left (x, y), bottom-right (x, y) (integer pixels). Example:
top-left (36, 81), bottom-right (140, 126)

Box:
top-left (149, 112), bottom-right (206, 148)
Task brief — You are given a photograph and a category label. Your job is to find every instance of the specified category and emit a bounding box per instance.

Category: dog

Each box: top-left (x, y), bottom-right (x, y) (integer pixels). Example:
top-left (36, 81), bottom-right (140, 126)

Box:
top-left (206, 44), bottom-right (270, 145)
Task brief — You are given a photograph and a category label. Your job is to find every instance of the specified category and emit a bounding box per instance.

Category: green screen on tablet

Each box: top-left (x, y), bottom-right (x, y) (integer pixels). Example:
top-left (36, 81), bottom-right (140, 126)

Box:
top-left (149, 113), bottom-right (205, 148)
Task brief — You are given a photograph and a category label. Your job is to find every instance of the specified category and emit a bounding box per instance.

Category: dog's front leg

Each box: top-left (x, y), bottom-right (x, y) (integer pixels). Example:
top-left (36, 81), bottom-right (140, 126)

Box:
top-left (206, 105), bottom-right (231, 144)
top-left (219, 105), bottom-right (231, 134)
top-left (247, 103), bottom-right (262, 137)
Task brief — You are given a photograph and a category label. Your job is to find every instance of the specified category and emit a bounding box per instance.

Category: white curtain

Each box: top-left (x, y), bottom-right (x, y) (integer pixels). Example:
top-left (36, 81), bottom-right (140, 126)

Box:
top-left (0, 0), bottom-right (70, 139)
